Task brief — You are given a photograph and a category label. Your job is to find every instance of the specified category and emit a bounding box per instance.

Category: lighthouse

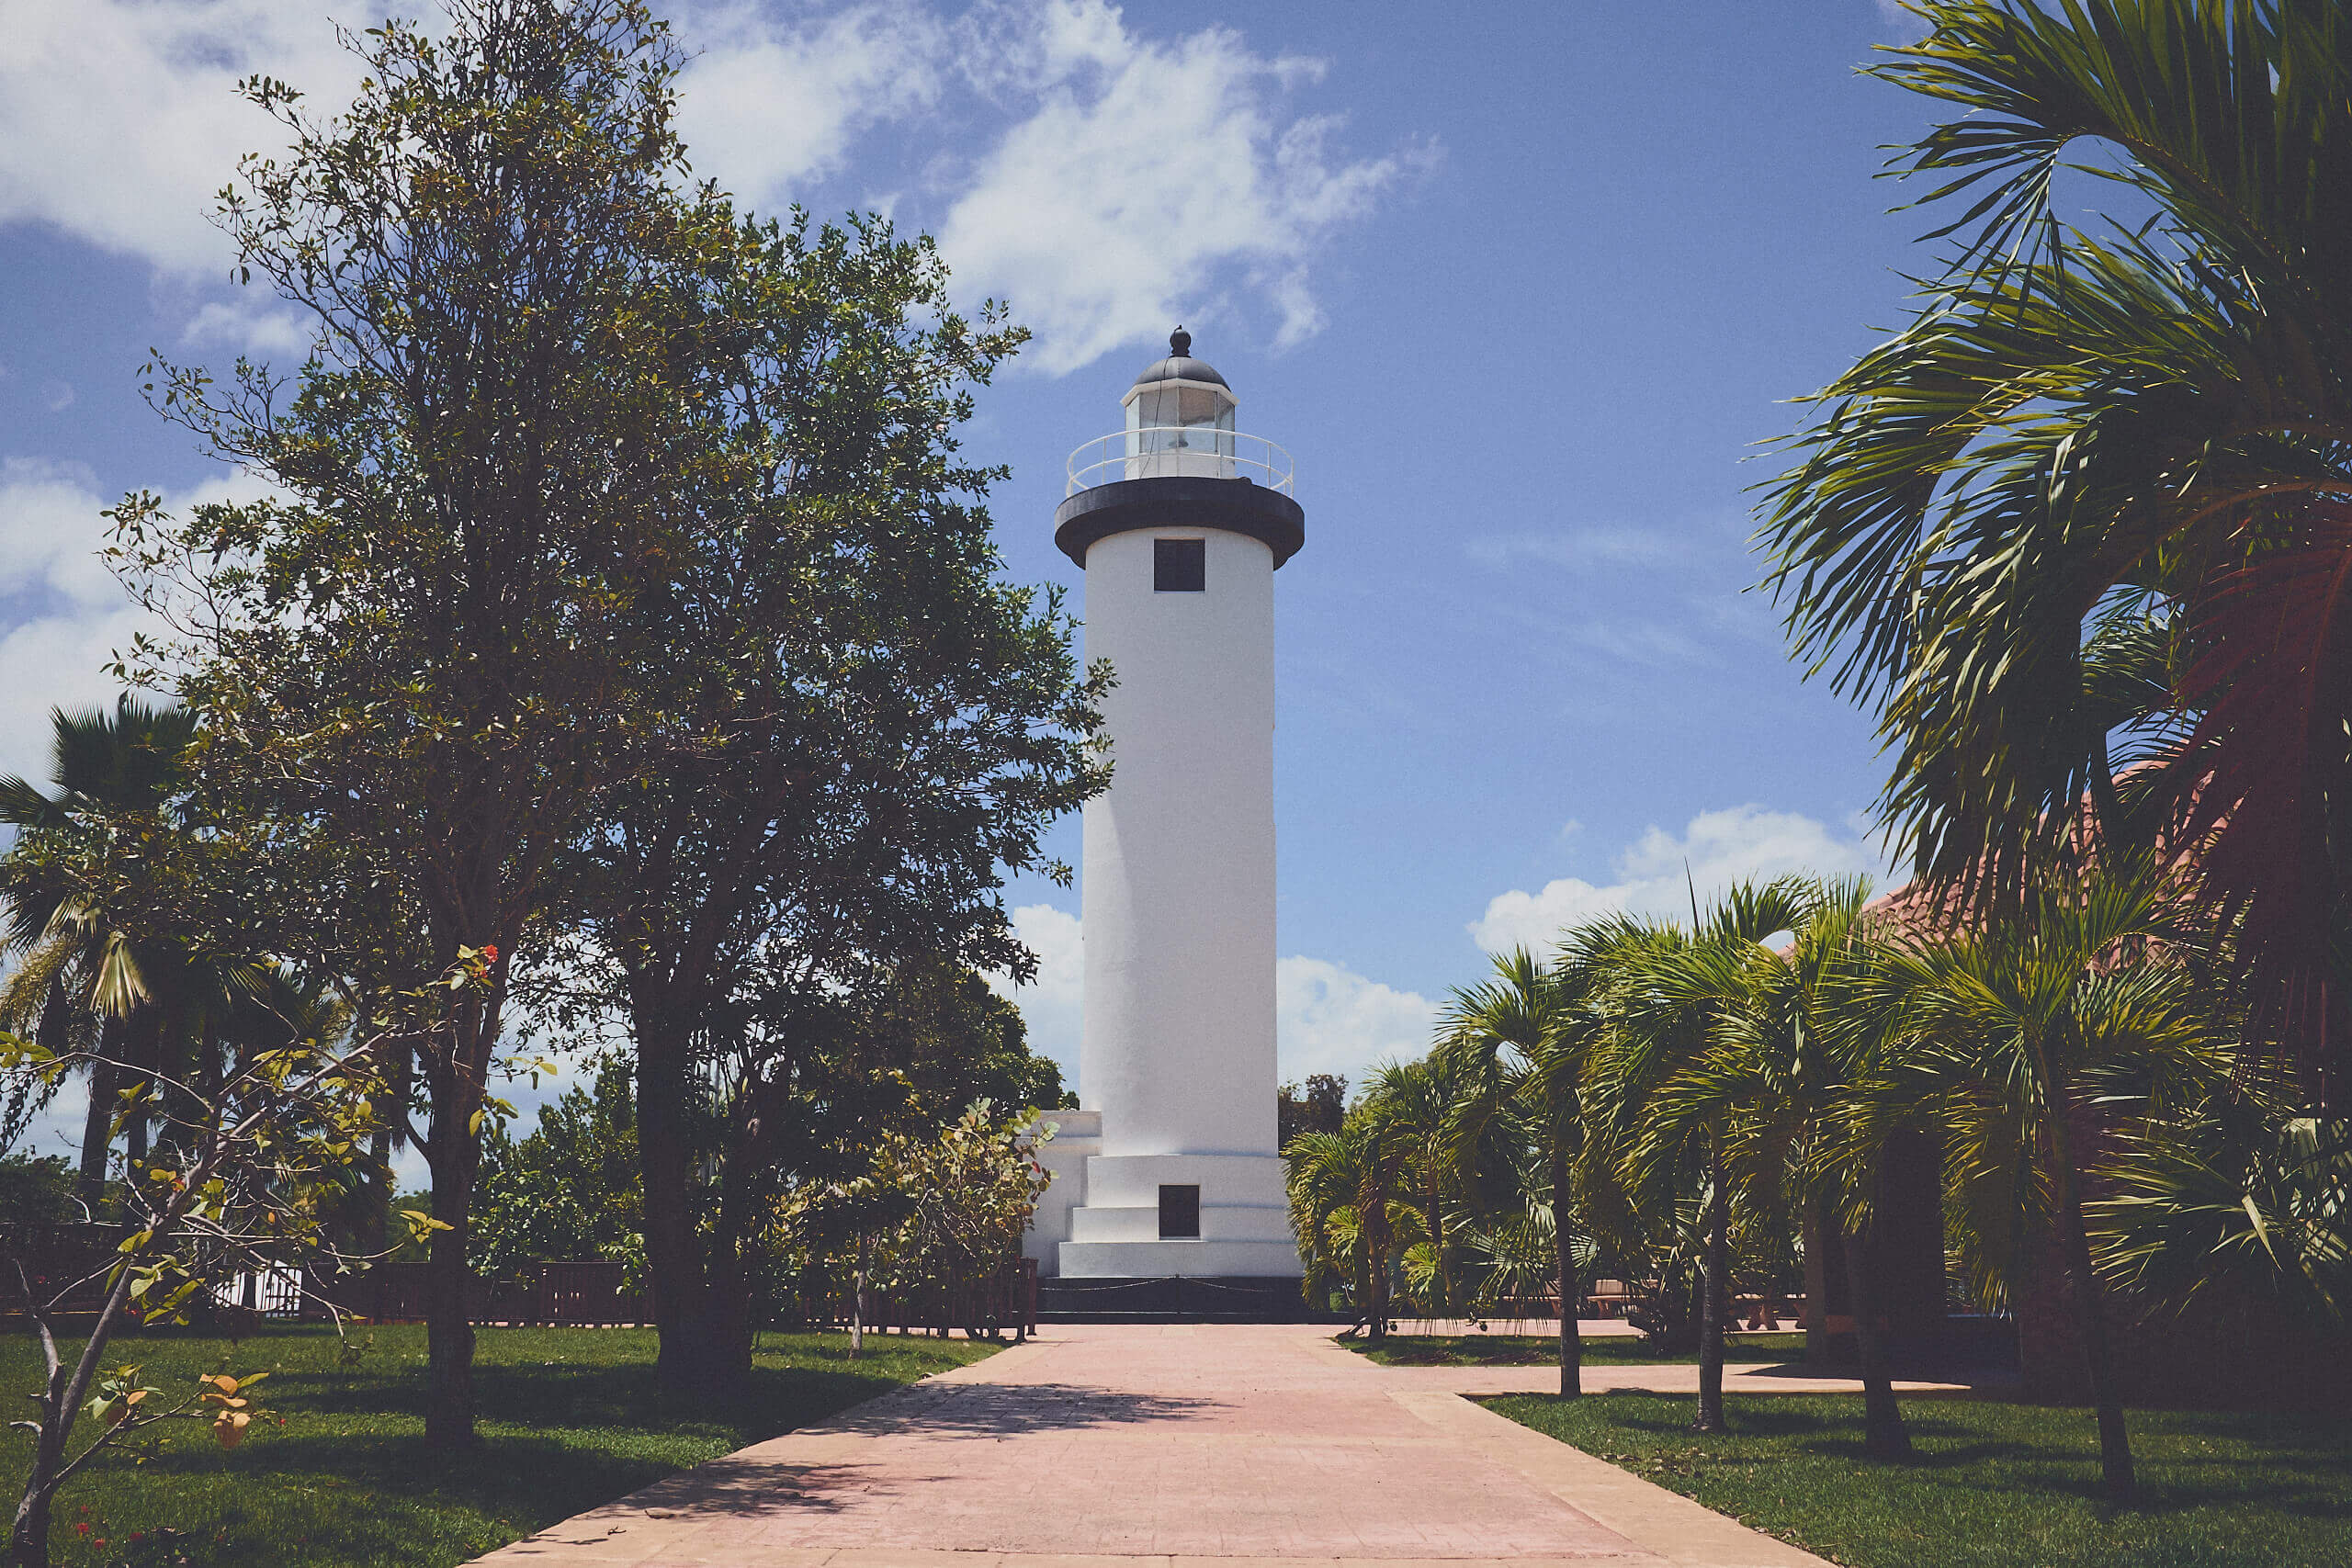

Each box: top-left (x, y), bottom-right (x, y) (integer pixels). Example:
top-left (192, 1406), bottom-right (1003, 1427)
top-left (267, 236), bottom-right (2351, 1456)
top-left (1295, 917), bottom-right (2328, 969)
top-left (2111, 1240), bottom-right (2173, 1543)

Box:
top-left (1024, 330), bottom-right (1306, 1285)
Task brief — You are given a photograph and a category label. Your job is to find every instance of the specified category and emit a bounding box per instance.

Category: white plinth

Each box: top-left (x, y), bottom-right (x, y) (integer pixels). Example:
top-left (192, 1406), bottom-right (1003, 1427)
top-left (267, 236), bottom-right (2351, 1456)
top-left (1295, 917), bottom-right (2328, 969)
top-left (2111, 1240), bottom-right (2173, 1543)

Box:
top-left (1053, 1150), bottom-right (1294, 1279)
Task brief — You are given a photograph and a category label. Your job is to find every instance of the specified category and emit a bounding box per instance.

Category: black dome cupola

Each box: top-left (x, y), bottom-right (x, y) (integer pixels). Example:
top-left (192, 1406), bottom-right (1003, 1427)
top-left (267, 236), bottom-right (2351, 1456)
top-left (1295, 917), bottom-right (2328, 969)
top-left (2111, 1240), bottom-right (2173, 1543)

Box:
top-left (1130, 325), bottom-right (1230, 390)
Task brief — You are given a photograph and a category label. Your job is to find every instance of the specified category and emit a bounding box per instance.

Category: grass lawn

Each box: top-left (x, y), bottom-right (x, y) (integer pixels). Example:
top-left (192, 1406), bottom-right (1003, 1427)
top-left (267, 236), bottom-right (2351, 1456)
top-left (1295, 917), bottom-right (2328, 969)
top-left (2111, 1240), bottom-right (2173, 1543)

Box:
top-left (1349, 1332), bottom-right (1808, 1367)
top-left (1487, 1392), bottom-right (2352, 1568)
top-left (0, 1324), bottom-right (992, 1568)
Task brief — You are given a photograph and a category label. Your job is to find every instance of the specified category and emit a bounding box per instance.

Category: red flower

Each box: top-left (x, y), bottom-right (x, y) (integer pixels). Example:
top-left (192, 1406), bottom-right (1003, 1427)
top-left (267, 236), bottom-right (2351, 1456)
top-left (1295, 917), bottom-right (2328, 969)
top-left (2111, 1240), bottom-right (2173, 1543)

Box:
top-left (481, 943), bottom-right (500, 964)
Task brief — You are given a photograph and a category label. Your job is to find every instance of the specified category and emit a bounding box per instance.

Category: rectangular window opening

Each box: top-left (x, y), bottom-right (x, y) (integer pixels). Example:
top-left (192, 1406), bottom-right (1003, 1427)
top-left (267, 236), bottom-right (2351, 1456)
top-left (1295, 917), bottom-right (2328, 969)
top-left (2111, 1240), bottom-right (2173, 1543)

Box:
top-left (1154, 537), bottom-right (1205, 592)
top-left (1158, 1184), bottom-right (1202, 1239)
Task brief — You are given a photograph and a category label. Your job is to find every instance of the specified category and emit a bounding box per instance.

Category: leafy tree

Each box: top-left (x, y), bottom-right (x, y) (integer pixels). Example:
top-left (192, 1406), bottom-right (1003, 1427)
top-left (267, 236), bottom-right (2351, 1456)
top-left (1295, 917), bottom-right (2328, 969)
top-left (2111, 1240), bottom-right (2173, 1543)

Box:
top-left (520, 206), bottom-right (1102, 1391)
top-left (865, 964), bottom-right (1075, 1119)
top-left (107, 0), bottom-right (774, 1446)
top-left (1758, 0), bottom-right (2352, 1091)
top-left (0, 1157), bottom-right (74, 1229)
top-left (469, 1058), bottom-right (642, 1278)
top-left (0, 955), bottom-right (481, 1566)
top-left (778, 1099), bottom-right (1050, 1349)
top-left (1278, 1073), bottom-right (1347, 1145)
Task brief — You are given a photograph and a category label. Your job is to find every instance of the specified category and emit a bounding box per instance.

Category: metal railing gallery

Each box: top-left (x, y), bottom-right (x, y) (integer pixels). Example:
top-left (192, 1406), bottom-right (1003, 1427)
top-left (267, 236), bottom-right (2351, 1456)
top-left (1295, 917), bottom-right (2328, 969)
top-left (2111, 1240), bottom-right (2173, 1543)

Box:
top-left (1065, 428), bottom-right (1295, 496)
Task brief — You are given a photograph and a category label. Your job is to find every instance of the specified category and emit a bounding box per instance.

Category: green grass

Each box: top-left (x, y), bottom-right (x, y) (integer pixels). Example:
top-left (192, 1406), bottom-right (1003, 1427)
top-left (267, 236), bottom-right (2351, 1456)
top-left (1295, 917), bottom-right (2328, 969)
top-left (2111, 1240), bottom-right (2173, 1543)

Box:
top-left (1487, 1392), bottom-right (2352, 1568)
top-left (0, 1324), bottom-right (993, 1568)
top-left (1348, 1332), bottom-right (1807, 1367)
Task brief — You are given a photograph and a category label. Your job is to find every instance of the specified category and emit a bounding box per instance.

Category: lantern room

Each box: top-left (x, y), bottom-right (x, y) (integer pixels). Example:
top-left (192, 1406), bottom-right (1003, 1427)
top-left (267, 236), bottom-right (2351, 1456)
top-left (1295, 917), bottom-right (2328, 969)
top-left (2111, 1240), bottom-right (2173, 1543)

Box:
top-left (1123, 326), bottom-right (1236, 478)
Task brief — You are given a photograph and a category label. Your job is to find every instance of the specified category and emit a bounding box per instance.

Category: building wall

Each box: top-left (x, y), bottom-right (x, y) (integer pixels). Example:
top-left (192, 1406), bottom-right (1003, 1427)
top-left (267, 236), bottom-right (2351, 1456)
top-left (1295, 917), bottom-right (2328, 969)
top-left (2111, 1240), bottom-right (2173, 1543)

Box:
top-left (1078, 526), bottom-right (1279, 1162)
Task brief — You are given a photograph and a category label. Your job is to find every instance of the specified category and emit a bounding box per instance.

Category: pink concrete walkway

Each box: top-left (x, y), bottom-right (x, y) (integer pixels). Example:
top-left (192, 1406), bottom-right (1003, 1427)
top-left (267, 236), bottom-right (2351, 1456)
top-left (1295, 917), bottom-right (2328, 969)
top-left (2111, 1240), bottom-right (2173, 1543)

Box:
top-left (475, 1324), bottom-right (1837, 1568)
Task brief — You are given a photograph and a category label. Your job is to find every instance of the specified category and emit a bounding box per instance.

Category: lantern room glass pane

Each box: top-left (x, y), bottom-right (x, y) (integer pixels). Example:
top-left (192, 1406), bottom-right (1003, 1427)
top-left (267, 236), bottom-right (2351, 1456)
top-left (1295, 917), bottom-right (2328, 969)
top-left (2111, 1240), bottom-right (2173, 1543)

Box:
top-left (1125, 380), bottom-right (1236, 478)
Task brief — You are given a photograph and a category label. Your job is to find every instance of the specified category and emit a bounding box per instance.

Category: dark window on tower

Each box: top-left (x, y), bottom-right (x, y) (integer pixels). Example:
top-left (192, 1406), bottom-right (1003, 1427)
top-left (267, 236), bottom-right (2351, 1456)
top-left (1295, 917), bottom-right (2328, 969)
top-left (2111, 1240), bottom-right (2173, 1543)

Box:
top-left (1154, 537), bottom-right (1205, 592)
top-left (1159, 1184), bottom-right (1202, 1238)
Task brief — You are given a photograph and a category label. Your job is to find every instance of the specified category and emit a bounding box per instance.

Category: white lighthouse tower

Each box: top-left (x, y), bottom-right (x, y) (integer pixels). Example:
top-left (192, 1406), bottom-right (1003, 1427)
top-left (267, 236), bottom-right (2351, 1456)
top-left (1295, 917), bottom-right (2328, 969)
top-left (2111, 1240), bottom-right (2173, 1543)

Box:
top-left (1025, 330), bottom-right (1306, 1285)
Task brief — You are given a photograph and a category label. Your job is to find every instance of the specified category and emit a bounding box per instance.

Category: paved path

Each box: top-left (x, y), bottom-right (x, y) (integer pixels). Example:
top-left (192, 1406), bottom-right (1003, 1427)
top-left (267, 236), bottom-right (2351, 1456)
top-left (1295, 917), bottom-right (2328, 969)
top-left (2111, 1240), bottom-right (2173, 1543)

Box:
top-left (477, 1324), bottom-right (1879, 1568)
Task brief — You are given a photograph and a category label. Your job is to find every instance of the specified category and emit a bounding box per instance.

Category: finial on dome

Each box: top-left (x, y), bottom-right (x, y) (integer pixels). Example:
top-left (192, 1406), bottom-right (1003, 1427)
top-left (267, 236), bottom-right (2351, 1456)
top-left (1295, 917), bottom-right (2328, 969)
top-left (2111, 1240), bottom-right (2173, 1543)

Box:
top-left (1170, 326), bottom-right (1192, 357)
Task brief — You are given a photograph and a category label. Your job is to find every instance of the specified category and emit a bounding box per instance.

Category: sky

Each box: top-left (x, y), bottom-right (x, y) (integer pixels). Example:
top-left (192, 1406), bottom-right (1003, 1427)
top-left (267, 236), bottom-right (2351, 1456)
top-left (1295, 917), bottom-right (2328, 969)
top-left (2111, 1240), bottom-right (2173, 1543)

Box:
top-left (0, 0), bottom-right (1946, 1157)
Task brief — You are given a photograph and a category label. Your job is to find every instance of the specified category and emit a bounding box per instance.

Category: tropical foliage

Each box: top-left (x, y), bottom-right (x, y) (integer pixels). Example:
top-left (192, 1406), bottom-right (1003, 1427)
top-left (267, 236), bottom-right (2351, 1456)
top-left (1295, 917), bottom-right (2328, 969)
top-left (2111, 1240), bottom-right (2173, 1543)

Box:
top-left (1285, 859), bottom-right (2349, 1502)
top-left (1759, 0), bottom-right (2352, 1092)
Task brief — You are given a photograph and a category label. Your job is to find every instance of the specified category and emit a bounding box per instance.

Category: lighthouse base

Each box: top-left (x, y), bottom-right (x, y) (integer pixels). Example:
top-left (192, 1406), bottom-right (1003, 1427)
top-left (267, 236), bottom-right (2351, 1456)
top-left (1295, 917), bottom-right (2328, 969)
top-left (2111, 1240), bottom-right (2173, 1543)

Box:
top-left (1023, 1113), bottom-right (1301, 1280)
top-left (1036, 1273), bottom-right (1334, 1323)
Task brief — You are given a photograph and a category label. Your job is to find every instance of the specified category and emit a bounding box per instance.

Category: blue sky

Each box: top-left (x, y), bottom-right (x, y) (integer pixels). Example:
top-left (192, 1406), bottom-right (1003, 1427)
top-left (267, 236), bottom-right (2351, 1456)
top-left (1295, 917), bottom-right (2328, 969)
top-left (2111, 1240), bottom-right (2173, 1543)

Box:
top-left (0, 1), bottom-right (1942, 1139)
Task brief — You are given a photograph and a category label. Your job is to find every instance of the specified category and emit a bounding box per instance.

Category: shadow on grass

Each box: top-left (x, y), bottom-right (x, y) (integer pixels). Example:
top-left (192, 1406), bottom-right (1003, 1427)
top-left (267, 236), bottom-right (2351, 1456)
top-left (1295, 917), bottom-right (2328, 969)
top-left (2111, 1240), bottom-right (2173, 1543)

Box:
top-left (1528, 1393), bottom-right (2352, 1518)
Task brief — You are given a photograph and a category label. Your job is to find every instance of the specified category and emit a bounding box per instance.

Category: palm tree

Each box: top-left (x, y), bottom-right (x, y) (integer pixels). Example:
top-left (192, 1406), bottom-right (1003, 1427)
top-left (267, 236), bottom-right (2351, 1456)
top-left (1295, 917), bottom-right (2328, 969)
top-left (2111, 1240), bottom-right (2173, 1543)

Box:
top-left (1635, 876), bottom-right (1916, 1457)
top-left (1757, 0), bottom-right (2352, 1088)
top-left (1868, 868), bottom-right (2233, 1501)
top-left (0, 698), bottom-right (199, 1207)
top-left (1598, 879), bottom-right (1818, 1433)
top-left (1362, 1056), bottom-right (1475, 1321)
top-left (1283, 1108), bottom-right (1409, 1343)
top-left (1441, 942), bottom-right (1612, 1396)
top-left (2093, 1089), bottom-right (2349, 1336)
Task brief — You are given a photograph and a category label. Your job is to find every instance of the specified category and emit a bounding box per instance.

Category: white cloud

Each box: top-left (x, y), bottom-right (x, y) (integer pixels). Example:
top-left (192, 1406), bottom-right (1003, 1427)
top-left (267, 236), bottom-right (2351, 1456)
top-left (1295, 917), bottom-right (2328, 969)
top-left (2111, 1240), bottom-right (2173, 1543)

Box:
top-left (181, 298), bottom-right (317, 361)
top-left (0, 1), bottom-right (362, 275)
top-left (1872, 1), bottom-right (1933, 39)
top-left (1276, 954), bottom-right (1437, 1091)
top-left (936, 0), bottom-right (1428, 371)
top-left (0, 457), bottom-right (267, 784)
top-left (988, 900), bottom-right (1085, 1084)
top-left (4, 3), bottom-right (1414, 378)
top-left (1468, 804), bottom-right (1895, 954)
top-left (674, 0), bottom-right (947, 205)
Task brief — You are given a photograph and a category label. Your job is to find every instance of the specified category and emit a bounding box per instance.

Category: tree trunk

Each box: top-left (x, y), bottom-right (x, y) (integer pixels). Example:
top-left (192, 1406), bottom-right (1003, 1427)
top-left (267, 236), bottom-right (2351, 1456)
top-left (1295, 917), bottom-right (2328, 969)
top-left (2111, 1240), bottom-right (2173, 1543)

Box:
top-left (13, 1256), bottom-right (138, 1567)
top-left (75, 1020), bottom-right (120, 1216)
top-left (1693, 1149), bottom-right (1729, 1433)
top-left (635, 1021), bottom-right (731, 1390)
top-left (1843, 1211), bottom-right (1911, 1459)
top-left (1363, 1188), bottom-right (1390, 1346)
top-left (9, 1477), bottom-right (50, 1568)
top-left (424, 1121), bottom-right (480, 1448)
top-left (2055, 1140), bottom-right (2134, 1502)
top-left (120, 1008), bottom-right (163, 1183)
top-left (849, 1235), bottom-right (866, 1359)
top-left (1551, 1140), bottom-right (1581, 1398)
top-left (420, 981), bottom-right (500, 1452)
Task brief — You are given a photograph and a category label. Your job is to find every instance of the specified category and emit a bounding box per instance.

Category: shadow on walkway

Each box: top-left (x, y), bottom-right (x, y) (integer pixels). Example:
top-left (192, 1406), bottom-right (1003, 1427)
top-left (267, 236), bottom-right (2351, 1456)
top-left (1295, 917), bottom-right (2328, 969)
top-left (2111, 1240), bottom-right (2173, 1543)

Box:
top-left (831, 1380), bottom-right (1223, 1438)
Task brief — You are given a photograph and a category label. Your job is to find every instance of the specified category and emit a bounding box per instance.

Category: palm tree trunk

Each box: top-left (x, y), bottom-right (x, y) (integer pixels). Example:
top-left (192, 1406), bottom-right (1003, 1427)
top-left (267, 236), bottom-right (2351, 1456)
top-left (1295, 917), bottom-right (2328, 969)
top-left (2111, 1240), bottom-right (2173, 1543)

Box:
top-left (121, 1007), bottom-right (161, 1179)
top-left (1426, 1170), bottom-right (1448, 1318)
top-left (1694, 1148), bottom-right (1729, 1433)
top-left (1551, 1140), bottom-right (1580, 1398)
top-left (1843, 1210), bottom-right (1911, 1458)
top-left (2053, 1129), bottom-right (2133, 1502)
top-left (75, 1019), bottom-right (120, 1216)
top-left (1364, 1187), bottom-right (1391, 1346)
